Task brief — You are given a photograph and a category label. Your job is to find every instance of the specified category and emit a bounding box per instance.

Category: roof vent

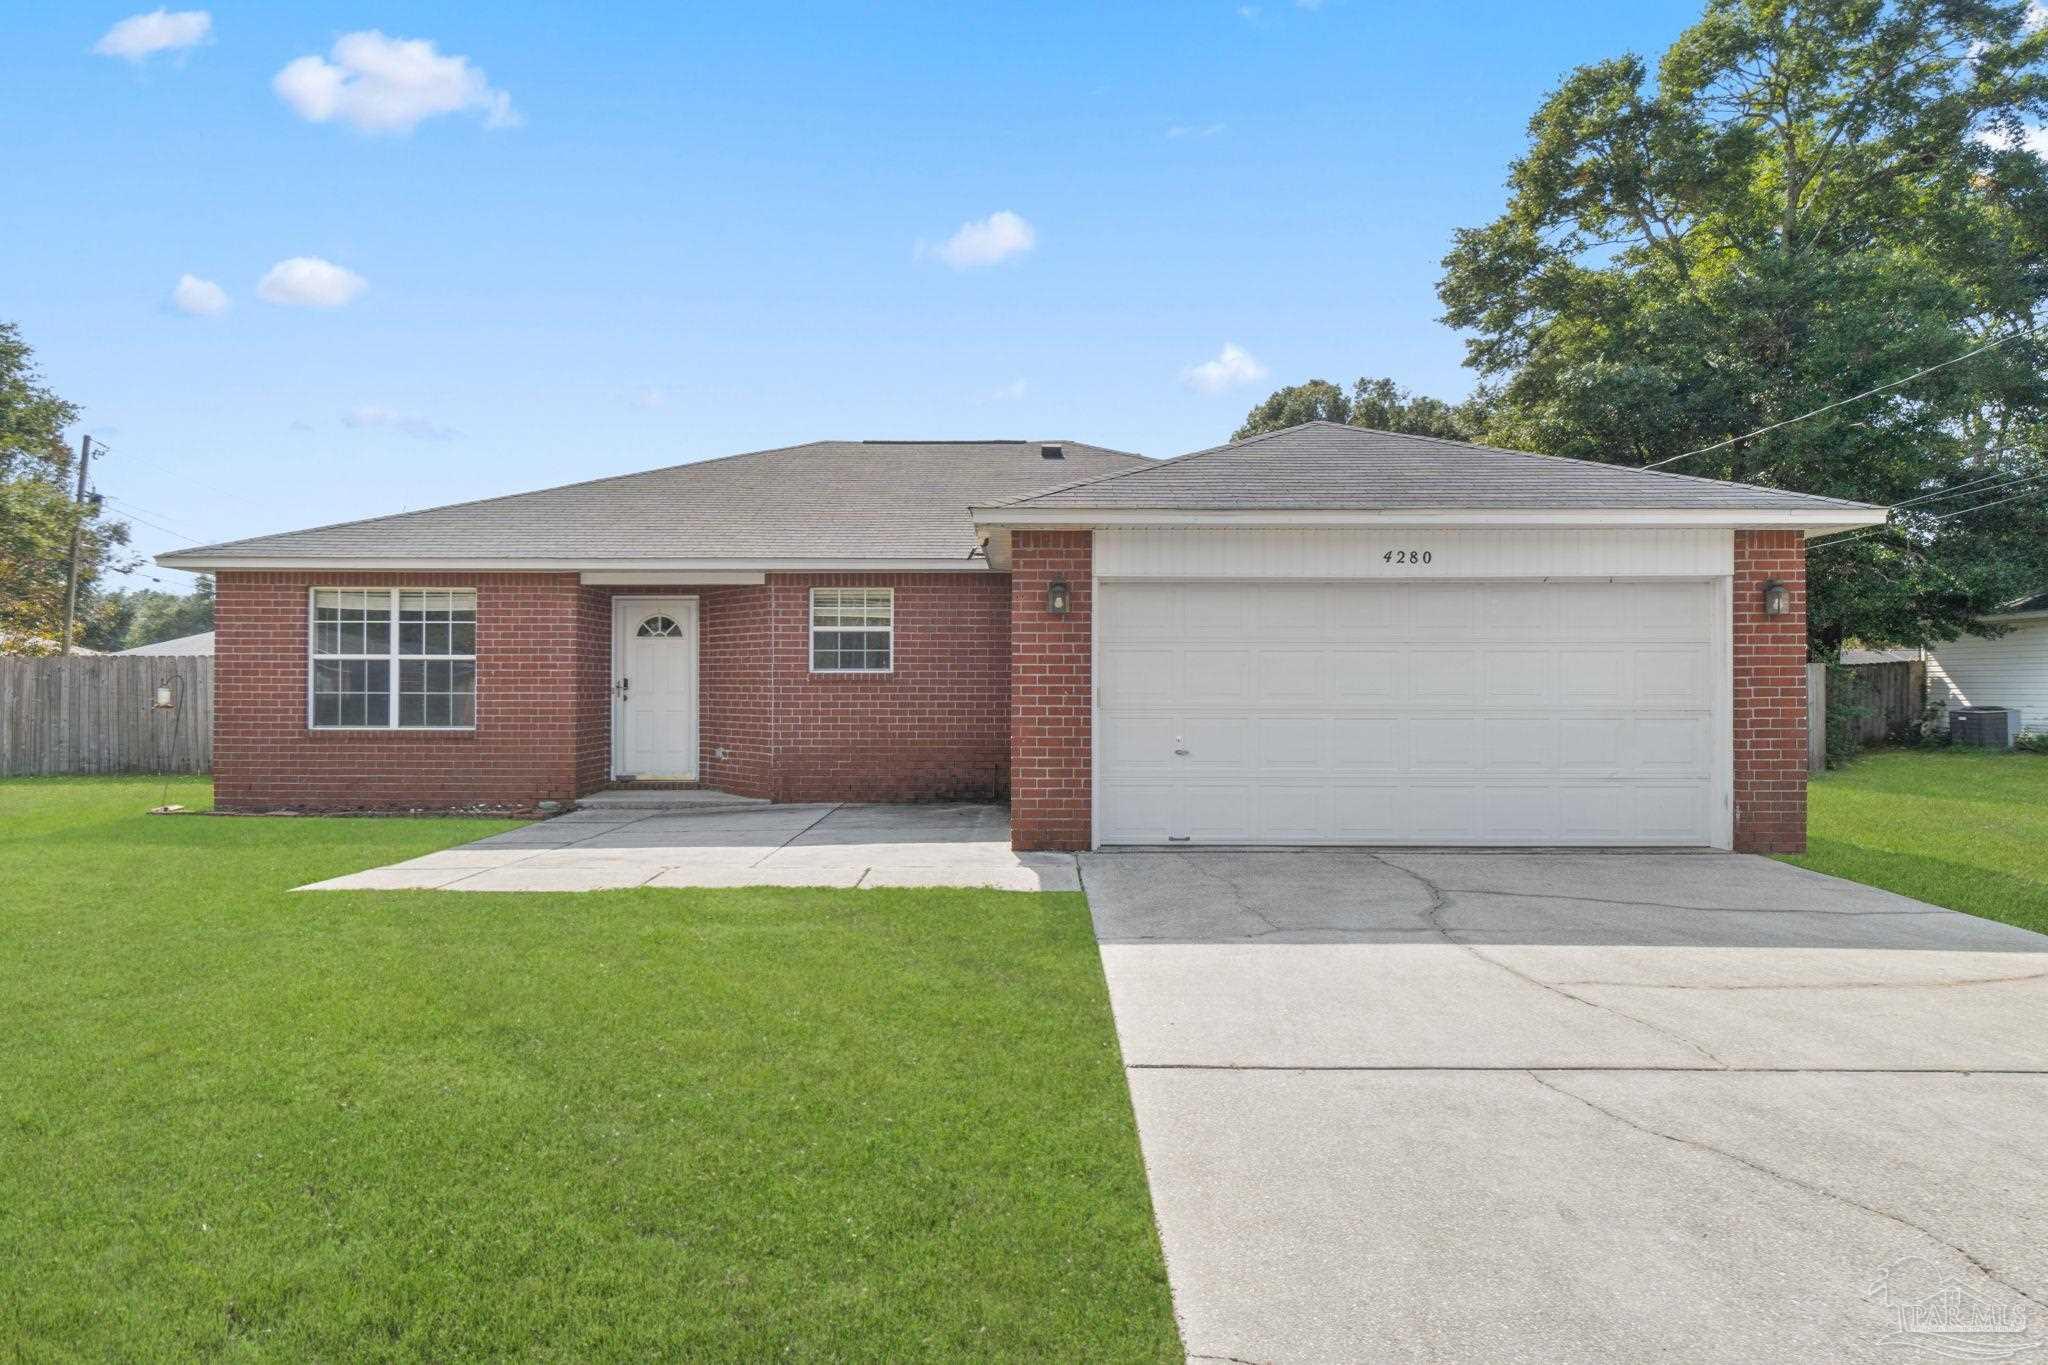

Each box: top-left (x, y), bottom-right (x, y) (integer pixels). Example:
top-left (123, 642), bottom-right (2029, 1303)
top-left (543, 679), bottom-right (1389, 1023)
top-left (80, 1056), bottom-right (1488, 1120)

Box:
top-left (1040, 444), bottom-right (1064, 460)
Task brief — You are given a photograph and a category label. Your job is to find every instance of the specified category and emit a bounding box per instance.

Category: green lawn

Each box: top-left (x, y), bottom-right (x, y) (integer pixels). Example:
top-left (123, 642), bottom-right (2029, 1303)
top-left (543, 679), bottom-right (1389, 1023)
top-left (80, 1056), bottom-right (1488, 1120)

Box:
top-left (1786, 748), bottom-right (2048, 935)
top-left (0, 778), bottom-right (1178, 1361)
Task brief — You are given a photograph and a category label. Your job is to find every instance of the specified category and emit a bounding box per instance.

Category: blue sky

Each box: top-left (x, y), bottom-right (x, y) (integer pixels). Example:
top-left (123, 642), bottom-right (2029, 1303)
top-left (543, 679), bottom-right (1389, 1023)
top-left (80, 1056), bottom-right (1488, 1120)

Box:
top-left (9, 1), bottom-right (1709, 590)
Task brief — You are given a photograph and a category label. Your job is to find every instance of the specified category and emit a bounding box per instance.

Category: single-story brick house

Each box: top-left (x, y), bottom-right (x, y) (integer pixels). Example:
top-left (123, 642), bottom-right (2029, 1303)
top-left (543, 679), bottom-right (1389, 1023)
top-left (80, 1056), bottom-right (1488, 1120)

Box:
top-left (159, 422), bottom-right (1886, 853)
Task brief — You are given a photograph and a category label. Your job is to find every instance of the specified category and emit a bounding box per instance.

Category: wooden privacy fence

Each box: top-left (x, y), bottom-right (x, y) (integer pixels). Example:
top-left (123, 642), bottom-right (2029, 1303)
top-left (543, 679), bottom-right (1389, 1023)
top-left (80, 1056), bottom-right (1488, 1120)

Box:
top-left (0, 655), bottom-right (213, 776)
top-left (1837, 659), bottom-right (1927, 745)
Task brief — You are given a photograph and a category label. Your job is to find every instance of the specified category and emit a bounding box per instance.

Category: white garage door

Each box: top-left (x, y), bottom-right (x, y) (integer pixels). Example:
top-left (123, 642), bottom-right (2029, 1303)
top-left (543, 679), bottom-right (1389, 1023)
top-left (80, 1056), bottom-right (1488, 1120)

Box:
top-left (1097, 580), bottom-right (1725, 846)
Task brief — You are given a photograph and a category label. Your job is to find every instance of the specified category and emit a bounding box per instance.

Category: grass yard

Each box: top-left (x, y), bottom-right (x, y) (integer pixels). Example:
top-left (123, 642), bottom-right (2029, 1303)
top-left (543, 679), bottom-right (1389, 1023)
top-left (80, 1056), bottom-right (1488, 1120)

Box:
top-left (0, 779), bottom-right (1178, 1361)
top-left (1787, 748), bottom-right (2048, 935)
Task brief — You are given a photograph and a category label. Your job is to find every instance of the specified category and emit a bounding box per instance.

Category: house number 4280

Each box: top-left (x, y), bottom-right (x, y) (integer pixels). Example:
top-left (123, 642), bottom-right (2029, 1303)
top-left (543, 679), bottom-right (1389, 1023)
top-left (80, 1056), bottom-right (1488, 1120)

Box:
top-left (1382, 549), bottom-right (1433, 564)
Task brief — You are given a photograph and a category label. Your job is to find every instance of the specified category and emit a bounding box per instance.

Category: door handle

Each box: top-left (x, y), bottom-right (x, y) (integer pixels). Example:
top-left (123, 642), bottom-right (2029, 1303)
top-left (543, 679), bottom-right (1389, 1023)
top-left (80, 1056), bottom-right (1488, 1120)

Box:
top-left (1174, 748), bottom-right (1190, 756)
top-left (615, 677), bottom-right (630, 701)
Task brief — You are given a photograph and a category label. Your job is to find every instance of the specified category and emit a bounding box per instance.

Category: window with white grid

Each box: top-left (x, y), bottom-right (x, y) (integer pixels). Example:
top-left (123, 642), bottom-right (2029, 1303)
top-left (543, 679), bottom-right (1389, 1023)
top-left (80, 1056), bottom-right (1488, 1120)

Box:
top-left (310, 589), bottom-right (477, 728)
top-left (810, 587), bottom-right (893, 672)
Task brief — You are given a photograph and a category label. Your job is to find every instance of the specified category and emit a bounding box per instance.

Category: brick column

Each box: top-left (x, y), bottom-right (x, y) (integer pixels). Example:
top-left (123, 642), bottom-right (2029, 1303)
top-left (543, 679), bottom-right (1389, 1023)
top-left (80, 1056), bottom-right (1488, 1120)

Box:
top-left (1009, 531), bottom-right (1092, 851)
top-left (1732, 529), bottom-right (1809, 853)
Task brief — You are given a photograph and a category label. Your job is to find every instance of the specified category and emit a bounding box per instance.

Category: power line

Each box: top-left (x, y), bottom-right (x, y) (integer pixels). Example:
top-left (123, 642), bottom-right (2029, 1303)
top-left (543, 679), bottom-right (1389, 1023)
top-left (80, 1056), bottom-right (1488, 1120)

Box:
top-left (1890, 469), bottom-right (2048, 510)
top-left (1810, 482), bottom-right (2048, 552)
top-left (1642, 325), bottom-right (2042, 470)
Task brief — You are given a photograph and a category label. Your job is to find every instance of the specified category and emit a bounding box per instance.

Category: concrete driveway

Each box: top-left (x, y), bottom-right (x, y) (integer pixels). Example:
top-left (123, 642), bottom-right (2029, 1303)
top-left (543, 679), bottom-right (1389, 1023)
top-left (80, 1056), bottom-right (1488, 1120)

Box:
top-left (300, 802), bottom-right (1077, 892)
top-left (1086, 851), bottom-right (2048, 1364)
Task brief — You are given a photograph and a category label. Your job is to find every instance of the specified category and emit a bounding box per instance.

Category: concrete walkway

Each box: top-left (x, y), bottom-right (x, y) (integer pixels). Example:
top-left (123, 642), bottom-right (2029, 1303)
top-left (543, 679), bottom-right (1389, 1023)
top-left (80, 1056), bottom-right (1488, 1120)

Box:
top-left (300, 802), bottom-right (1077, 892)
top-left (1085, 851), bottom-right (2048, 1364)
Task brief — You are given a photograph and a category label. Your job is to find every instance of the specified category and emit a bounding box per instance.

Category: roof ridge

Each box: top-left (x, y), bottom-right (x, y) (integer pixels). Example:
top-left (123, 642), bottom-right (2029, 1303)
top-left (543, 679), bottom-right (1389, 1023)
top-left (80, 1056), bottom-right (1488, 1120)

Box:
top-left (978, 421), bottom-right (1313, 508)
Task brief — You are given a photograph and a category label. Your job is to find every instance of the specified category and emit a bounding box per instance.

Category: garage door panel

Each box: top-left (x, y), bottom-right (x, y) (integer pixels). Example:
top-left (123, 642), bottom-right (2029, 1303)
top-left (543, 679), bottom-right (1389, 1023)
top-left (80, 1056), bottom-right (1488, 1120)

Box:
top-left (1330, 649), bottom-right (1401, 700)
top-left (1632, 786), bottom-right (1709, 841)
top-left (1100, 782), bottom-right (1177, 843)
top-left (1631, 716), bottom-right (1711, 773)
top-left (1482, 717), bottom-right (1559, 772)
top-left (1408, 717), bottom-right (1483, 773)
top-left (1255, 717), bottom-right (1326, 770)
top-left (1097, 579), bottom-right (1722, 847)
top-left (1101, 583), bottom-right (1181, 640)
top-left (1253, 585), bottom-right (1326, 638)
top-left (1556, 718), bottom-right (1623, 773)
top-left (1329, 586), bottom-right (1404, 636)
top-left (1330, 718), bottom-right (1402, 772)
top-left (1482, 585), bottom-right (1562, 637)
top-left (1182, 717), bottom-right (1249, 770)
top-left (1328, 784), bottom-right (1403, 838)
top-left (1183, 785), bottom-right (1253, 841)
top-left (1180, 584), bottom-right (1256, 640)
top-left (1558, 786), bottom-right (1631, 840)
top-left (1254, 785), bottom-right (1327, 841)
top-left (1632, 581), bottom-right (1715, 639)
top-left (1254, 649), bottom-right (1326, 702)
top-left (1182, 648), bottom-right (1253, 703)
top-left (1560, 648), bottom-right (1631, 703)
top-left (1483, 787), bottom-right (1562, 840)
top-left (1409, 649), bottom-right (1482, 702)
top-left (1481, 650), bottom-right (1555, 706)
top-left (1407, 786), bottom-right (1484, 840)
top-left (1635, 648), bottom-right (1711, 706)
top-left (1102, 646), bottom-right (1179, 705)
top-left (1411, 584), bottom-right (1487, 636)
top-left (1101, 714), bottom-right (1178, 769)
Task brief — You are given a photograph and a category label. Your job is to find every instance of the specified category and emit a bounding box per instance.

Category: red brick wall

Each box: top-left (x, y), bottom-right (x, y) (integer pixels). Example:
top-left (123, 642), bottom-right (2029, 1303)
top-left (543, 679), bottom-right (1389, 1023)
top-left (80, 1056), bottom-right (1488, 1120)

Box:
top-left (216, 570), bottom-right (1009, 813)
top-left (213, 572), bottom-right (585, 813)
top-left (1008, 531), bottom-right (1093, 851)
top-left (765, 573), bottom-right (1010, 803)
top-left (1732, 529), bottom-right (1809, 853)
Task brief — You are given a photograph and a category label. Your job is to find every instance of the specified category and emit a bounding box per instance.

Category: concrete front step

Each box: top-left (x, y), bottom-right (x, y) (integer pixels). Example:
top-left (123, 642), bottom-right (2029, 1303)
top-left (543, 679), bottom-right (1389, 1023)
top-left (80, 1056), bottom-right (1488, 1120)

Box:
top-left (574, 788), bottom-right (772, 814)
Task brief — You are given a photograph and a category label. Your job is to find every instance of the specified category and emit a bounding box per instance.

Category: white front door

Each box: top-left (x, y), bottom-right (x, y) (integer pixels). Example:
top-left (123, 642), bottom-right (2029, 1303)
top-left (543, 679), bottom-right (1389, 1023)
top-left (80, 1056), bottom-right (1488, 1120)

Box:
top-left (612, 597), bottom-right (698, 780)
top-left (1096, 579), bottom-right (1726, 847)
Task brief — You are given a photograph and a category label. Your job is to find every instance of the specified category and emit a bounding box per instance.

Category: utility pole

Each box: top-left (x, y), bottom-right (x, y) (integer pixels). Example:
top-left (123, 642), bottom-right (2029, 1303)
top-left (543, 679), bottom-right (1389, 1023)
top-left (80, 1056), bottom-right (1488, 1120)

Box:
top-left (60, 434), bottom-right (94, 656)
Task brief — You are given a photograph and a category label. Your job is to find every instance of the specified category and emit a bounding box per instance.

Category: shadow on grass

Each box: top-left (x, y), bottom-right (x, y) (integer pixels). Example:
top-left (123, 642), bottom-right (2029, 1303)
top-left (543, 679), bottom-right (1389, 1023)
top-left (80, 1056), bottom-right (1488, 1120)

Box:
top-left (1789, 836), bottom-right (2048, 938)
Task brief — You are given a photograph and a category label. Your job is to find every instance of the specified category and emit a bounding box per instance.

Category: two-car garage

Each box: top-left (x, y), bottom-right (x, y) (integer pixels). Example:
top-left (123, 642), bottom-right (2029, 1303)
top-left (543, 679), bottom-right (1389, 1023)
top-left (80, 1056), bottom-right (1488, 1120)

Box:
top-left (978, 421), bottom-right (1889, 855)
top-left (1090, 528), bottom-right (1731, 847)
top-left (1096, 572), bottom-right (1725, 846)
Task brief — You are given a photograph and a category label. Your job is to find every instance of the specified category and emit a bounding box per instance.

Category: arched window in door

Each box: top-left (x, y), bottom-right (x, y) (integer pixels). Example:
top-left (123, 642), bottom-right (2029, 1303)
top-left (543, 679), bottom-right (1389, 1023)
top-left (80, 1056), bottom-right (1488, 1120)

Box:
top-left (636, 614), bottom-right (682, 638)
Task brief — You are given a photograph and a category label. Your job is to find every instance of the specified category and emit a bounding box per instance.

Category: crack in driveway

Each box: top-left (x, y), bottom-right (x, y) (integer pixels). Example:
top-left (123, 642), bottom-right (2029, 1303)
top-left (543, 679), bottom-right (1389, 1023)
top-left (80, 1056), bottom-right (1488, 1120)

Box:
top-left (1417, 885), bottom-right (1946, 918)
top-left (1370, 854), bottom-right (1731, 1069)
top-left (1525, 1070), bottom-right (2048, 1313)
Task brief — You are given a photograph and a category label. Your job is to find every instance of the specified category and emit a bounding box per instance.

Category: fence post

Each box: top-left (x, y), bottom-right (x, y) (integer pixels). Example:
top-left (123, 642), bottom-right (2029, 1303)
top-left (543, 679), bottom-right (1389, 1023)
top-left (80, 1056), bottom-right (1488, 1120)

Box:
top-left (1807, 663), bottom-right (1827, 774)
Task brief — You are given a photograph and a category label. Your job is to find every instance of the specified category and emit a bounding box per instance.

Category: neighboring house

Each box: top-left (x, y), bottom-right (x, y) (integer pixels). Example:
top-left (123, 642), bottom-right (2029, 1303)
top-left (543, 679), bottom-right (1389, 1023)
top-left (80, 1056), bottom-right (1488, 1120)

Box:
top-left (117, 631), bottom-right (215, 656)
top-left (1839, 646), bottom-right (1922, 665)
top-left (158, 423), bottom-right (1885, 853)
top-left (1927, 591), bottom-right (2048, 735)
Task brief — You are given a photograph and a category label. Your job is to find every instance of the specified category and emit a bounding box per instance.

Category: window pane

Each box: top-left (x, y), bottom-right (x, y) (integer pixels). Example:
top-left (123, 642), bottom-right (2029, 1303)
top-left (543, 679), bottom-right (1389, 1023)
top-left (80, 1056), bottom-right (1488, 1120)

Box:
top-left (399, 621), bottom-right (423, 654)
top-left (399, 693), bottom-right (425, 726)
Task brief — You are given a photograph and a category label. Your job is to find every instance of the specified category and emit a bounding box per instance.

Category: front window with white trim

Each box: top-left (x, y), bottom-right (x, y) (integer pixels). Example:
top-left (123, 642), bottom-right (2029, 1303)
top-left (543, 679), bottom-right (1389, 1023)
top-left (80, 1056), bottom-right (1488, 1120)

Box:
top-left (810, 587), bottom-right (893, 672)
top-left (310, 589), bottom-right (477, 728)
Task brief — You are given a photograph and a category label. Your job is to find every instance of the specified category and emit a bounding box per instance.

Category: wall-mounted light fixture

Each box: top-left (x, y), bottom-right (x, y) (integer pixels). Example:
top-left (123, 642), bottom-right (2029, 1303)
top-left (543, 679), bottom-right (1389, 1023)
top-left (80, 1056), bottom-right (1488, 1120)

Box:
top-left (1762, 579), bottom-right (1790, 616)
top-left (1046, 577), bottom-right (1072, 617)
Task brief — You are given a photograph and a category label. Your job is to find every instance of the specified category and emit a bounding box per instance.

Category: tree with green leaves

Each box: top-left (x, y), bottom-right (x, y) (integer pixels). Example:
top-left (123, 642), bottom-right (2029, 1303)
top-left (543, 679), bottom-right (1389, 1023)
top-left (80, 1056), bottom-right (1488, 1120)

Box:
top-left (0, 322), bottom-right (128, 654)
top-left (1235, 376), bottom-right (1486, 441)
top-left (81, 578), bottom-right (214, 653)
top-left (1438, 0), bottom-right (2048, 654)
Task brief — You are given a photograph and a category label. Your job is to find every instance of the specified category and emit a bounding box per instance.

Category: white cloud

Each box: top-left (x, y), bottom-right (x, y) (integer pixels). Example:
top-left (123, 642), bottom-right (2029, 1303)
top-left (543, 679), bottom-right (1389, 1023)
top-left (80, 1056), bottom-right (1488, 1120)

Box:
top-left (169, 273), bottom-right (228, 315)
top-left (922, 210), bottom-right (1036, 269)
top-left (1182, 342), bottom-right (1269, 393)
top-left (342, 406), bottom-right (456, 440)
top-left (989, 378), bottom-right (1029, 401)
top-left (1237, 6), bottom-right (1262, 19)
top-left (94, 9), bottom-right (211, 61)
top-left (630, 387), bottom-right (669, 410)
top-left (1167, 121), bottom-right (1226, 139)
top-left (2030, 2), bottom-right (2047, 31)
top-left (256, 257), bottom-right (367, 308)
top-left (273, 30), bottom-right (518, 135)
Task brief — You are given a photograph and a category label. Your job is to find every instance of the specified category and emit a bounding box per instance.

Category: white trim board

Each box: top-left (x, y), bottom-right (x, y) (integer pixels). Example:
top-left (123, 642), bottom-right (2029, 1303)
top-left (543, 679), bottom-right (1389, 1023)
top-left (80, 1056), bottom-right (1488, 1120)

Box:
top-left (973, 507), bottom-right (1885, 533)
top-left (157, 555), bottom-right (993, 573)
